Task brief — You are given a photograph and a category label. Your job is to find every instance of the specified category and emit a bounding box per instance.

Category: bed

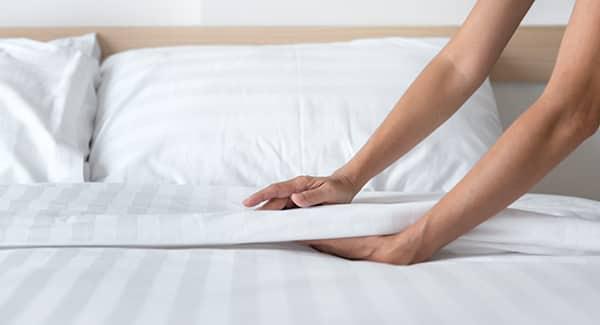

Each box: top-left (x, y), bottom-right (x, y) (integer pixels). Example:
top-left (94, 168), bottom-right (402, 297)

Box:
top-left (0, 27), bottom-right (599, 325)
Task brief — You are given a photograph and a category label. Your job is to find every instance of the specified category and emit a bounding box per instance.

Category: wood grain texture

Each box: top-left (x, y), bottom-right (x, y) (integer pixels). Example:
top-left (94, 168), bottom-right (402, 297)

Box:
top-left (0, 26), bottom-right (564, 81)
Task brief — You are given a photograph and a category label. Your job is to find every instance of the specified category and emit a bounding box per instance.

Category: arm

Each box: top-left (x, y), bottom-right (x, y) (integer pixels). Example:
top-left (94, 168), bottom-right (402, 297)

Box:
top-left (296, 0), bottom-right (600, 264)
top-left (243, 0), bottom-right (533, 210)
top-left (336, 0), bottom-right (534, 190)
top-left (404, 0), bottom-right (600, 264)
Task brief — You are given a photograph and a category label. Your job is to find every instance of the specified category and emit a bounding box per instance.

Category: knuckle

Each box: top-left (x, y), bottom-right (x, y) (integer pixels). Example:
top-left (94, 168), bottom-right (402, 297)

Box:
top-left (269, 183), bottom-right (281, 193)
top-left (296, 175), bottom-right (310, 184)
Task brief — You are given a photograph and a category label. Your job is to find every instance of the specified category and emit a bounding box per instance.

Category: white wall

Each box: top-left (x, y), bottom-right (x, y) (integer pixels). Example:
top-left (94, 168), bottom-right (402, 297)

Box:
top-left (0, 0), bottom-right (574, 26)
top-left (202, 0), bottom-right (574, 26)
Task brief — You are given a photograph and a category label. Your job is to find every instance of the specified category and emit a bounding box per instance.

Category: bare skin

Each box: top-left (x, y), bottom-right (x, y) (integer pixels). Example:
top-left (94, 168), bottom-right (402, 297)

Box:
top-left (243, 0), bottom-right (600, 265)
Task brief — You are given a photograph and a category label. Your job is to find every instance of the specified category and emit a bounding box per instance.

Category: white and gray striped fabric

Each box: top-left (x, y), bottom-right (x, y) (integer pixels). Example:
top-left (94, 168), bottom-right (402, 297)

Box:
top-left (1, 247), bottom-right (600, 325)
top-left (1, 183), bottom-right (600, 254)
top-left (1, 184), bottom-right (599, 324)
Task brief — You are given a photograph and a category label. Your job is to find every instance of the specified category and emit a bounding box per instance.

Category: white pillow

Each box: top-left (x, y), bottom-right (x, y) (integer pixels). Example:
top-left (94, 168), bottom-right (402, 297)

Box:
top-left (0, 34), bottom-right (100, 183)
top-left (91, 38), bottom-right (502, 192)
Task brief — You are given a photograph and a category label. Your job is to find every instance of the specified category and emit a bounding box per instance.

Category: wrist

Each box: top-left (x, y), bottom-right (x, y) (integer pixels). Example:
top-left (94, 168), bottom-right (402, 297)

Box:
top-left (371, 218), bottom-right (437, 265)
top-left (399, 215), bottom-right (439, 264)
top-left (413, 213), bottom-right (449, 263)
top-left (332, 164), bottom-right (368, 194)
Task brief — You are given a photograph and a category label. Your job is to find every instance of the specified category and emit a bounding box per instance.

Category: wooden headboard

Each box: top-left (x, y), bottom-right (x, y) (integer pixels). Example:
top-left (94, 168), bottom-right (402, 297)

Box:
top-left (0, 26), bottom-right (564, 82)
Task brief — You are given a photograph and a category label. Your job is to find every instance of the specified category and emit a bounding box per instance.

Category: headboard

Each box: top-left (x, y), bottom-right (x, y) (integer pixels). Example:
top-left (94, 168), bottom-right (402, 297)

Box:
top-left (0, 26), bottom-right (564, 82)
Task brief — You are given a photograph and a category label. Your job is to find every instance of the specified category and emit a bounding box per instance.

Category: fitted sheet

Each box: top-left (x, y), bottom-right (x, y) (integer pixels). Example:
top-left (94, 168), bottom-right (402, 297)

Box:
top-left (1, 246), bottom-right (599, 325)
top-left (1, 184), bottom-right (599, 324)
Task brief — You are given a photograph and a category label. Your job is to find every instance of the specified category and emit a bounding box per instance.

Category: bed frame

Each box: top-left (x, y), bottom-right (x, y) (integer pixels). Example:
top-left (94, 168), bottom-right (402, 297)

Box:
top-left (0, 26), bottom-right (564, 82)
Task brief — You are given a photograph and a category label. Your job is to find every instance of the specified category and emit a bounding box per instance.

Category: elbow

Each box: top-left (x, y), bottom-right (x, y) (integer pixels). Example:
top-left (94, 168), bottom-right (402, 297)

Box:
top-left (563, 114), bottom-right (599, 144)
top-left (572, 109), bottom-right (600, 140)
top-left (540, 69), bottom-right (600, 141)
top-left (540, 78), bottom-right (600, 142)
top-left (551, 101), bottom-right (598, 144)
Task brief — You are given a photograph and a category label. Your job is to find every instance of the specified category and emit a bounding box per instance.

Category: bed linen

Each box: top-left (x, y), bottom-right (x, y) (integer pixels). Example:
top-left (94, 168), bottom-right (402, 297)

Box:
top-left (0, 34), bottom-right (100, 183)
top-left (1, 183), bottom-right (599, 255)
top-left (91, 38), bottom-right (502, 192)
top-left (1, 183), bottom-right (599, 325)
top-left (1, 247), bottom-right (599, 325)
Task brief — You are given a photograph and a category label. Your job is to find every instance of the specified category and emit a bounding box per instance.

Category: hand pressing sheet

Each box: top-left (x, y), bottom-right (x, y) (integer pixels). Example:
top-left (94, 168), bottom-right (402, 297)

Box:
top-left (0, 184), bottom-right (598, 256)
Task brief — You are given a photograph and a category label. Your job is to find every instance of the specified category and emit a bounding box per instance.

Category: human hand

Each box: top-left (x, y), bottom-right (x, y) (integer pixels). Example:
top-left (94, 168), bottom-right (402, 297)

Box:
top-left (243, 172), bottom-right (431, 264)
top-left (242, 173), bottom-right (361, 210)
top-left (303, 224), bottom-right (425, 265)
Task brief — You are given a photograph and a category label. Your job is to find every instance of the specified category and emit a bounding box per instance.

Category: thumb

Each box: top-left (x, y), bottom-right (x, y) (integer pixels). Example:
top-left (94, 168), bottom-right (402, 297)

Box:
top-left (290, 187), bottom-right (328, 208)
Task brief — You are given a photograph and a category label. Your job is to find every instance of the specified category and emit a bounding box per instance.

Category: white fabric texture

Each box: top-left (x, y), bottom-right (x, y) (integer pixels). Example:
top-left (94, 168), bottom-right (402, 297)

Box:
top-left (91, 38), bottom-right (502, 192)
top-left (0, 34), bottom-right (100, 183)
top-left (0, 184), bottom-right (599, 325)
top-left (1, 184), bottom-right (599, 256)
top-left (1, 247), bottom-right (599, 325)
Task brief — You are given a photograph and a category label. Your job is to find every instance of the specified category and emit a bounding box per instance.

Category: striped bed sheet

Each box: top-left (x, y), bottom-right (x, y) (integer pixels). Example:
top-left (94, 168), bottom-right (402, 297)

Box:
top-left (1, 246), bottom-right (599, 325)
top-left (0, 184), bottom-right (599, 324)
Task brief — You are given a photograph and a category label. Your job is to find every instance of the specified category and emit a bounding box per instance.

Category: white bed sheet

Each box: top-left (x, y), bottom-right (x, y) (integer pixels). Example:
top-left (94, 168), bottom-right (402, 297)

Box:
top-left (0, 246), bottom-right (599, 325)
top-left (1, 184), bottom-right (599, 255)
top-left (1, 184), bottom-right (599, 324)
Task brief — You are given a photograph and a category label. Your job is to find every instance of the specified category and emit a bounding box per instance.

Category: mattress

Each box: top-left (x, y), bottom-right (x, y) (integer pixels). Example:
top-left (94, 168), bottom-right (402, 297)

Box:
top-left (1, 184), bottom-right (599, 324)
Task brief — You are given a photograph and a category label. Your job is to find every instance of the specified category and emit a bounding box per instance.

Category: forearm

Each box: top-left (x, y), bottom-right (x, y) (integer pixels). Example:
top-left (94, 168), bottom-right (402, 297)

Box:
top-left (408, 94), bottom-right (598, 262)
top-left (405, 0), bottom-right (600, 263)
top-left (336, 54), bottom-right (482, 188)
top-left (335, 0), bottom-right (532, 190)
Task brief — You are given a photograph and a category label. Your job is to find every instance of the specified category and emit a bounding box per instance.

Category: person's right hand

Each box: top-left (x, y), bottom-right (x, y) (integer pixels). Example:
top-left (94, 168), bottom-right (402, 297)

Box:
top-left (242, 173), bottom-right (361, 210)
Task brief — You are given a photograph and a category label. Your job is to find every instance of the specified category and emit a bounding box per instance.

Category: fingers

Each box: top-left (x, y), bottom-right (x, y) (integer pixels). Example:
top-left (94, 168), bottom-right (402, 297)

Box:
top-left (242, 181), bottom-right (295, 207)
top-left (290, 186), bottom-right (327, 208)
top-left (308, 241), bottom-right (362, 260)
top-left (242, 183), bottom-right (287, 207)
top-left (301, 236), bottom-right (384, 261)
top-left (257, 197), bottom-right (290, 211)
top-left (243, 176), bottom-right (312, 207)
top-left (302, 238), bottom-right (352, 248)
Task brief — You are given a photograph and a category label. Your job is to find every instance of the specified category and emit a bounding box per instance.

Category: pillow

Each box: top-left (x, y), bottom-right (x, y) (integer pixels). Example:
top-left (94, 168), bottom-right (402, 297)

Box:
top-left (90, 38), bottom-right (502, 192)
top-left (0, 34), bottom-right (100, 183)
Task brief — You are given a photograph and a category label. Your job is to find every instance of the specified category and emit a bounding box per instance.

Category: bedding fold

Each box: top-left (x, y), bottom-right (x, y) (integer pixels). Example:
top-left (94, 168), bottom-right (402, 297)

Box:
top-left (1, 184), bottom-right (599, 256)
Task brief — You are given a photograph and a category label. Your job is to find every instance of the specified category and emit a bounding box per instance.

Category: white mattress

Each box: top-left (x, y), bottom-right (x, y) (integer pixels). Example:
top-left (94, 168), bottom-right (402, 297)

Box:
top-left (1, 184), bottom-right (599, 324)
